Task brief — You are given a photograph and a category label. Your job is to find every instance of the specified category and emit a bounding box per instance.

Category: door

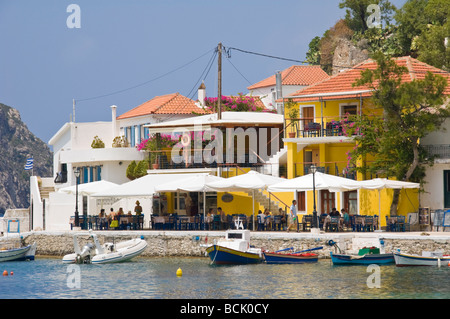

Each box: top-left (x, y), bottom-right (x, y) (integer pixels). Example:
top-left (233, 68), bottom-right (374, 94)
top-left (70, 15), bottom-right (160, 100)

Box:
top-left (445, 170), bottom-right (450, 208)
top-left (320, 190), bottom-right (335, 214)
top-left (301, 106), bottom-right (314, 130)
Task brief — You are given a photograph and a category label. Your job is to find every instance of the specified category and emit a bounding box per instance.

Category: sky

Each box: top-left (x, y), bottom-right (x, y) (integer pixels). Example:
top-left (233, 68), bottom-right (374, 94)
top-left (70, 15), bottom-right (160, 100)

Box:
top-left (0, 0), bottom-right (407, 145)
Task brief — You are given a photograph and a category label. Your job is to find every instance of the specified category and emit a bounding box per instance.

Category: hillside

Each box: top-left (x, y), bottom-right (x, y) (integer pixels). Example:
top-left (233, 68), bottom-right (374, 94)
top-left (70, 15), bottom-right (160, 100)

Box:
top-left (0, 103), bottom-right (53, 214)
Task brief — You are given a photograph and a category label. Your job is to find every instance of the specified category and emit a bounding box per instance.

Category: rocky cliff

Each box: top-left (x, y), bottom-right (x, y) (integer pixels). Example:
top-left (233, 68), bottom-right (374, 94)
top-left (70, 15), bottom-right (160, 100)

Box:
top-left (0, 103), bottom-right (53, 214)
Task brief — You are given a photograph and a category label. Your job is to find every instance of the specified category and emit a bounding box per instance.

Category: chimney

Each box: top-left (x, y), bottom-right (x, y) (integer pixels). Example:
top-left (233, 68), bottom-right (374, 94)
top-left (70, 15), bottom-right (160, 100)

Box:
top-left (111, 105), bottom-right (118, 138)
top-left (275, 71), bottom-right (283, 114)
top-left (198, 82), bottom-right (206, 107)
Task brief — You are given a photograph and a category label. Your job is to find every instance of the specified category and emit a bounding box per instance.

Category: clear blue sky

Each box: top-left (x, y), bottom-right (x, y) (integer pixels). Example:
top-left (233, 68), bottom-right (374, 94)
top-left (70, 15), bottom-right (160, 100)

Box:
top-left (0, 0), bottom-right (406, 144)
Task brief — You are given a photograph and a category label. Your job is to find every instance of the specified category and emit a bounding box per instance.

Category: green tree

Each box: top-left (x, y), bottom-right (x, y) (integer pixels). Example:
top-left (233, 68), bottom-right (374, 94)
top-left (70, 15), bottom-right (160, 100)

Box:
top-left (339, 0), bottom-right (397, 32)
top-left (344, 51), bottom-right (449, 214)
top-left (126, 160), bottom-right (137, 180)
top-left (305, 36), bottom-right (321, 65)
top-left (134, 160), bottom-right (149, 179)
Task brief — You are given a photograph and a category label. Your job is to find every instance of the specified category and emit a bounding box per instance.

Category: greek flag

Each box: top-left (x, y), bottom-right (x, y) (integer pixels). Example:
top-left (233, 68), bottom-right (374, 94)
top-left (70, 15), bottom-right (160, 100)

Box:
top-left (24, 157), bottom-right (34, 170)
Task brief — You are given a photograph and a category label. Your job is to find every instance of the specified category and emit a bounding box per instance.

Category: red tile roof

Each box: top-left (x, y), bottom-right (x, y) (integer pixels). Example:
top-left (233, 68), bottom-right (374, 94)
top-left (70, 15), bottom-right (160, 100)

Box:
top-left (117, 93), bottom-right (205, 119)
top-left (285, 56), bottom-right (450, 102)
top-left (247, 65), bottom-right (330, 90)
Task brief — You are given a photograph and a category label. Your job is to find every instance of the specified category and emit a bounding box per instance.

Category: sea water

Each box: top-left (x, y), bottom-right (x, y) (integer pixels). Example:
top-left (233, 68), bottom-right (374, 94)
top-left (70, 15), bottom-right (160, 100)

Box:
top-left (0, 257), bottom-right (449, 299)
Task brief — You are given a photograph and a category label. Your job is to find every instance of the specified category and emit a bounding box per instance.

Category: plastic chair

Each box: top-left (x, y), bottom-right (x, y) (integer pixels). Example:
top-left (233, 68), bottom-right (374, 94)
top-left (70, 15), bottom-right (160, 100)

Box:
top-left (364, 216), bottom-right (374, 232)
top-left (272, 215), bottom-right (282, 231)
top-left (302, 215), bottom-right (312, 231)
top-left (213, 215), bottom-right (221, 230)
top-left (329, 216), bottom-right (340, 232)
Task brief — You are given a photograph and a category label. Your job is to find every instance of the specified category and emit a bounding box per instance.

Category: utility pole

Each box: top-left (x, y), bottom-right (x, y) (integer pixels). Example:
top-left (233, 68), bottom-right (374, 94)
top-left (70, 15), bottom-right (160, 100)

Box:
top-left (73, 99), bottom-right (76, 123)
top-left (217, 42), bottom-right (222, 120)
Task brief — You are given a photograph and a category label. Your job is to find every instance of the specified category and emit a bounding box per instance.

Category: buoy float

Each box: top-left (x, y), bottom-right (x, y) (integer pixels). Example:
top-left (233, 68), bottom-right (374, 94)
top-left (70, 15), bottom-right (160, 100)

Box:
top-left (3, 270), bottom-right (8, 276)
top-left (10, 271), bottom-right (13, 276)
top-left (176, 268), bottom-right (182, 277)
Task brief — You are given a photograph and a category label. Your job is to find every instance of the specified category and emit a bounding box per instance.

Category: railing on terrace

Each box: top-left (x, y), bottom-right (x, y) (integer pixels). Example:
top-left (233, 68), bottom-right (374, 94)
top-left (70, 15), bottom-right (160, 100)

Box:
top-left (294, 161), bottom-right (356, 180)
top-left (147, 150), bottom-right (276, 176)
top-left (423, 144), bottom-right (450, 159)
top-left (285, 116), bottom-right (354, 138)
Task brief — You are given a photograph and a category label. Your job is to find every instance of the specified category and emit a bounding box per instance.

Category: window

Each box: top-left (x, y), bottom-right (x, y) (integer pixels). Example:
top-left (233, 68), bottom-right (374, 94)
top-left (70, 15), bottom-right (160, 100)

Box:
top-left (297, 191), bottom-right (306, 212)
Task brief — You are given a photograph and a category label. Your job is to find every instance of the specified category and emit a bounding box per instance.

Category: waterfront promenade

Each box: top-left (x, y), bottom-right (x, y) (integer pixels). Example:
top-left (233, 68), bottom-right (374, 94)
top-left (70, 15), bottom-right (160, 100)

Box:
top-left (7, 229), bottom-right (450, 259)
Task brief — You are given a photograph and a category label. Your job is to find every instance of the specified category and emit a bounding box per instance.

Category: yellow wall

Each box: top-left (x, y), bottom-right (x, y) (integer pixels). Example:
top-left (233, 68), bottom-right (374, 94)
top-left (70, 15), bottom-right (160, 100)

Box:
top-left (283, 97), bottom-right (419, 226)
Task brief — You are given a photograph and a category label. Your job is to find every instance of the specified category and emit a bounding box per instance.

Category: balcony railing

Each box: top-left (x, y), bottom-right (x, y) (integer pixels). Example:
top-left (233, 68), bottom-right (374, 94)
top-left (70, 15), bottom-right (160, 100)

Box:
top-left (294, 161), bottom-right (356, 180)
top-left (284, 116), bottom-right (353, 138)
top-left (423, 144), bottom-right (450, 159)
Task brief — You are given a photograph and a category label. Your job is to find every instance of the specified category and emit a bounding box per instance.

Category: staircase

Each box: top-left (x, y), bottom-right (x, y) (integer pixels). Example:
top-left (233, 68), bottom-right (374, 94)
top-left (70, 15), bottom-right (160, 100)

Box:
top-left (244, 189), bottom-right (284, 213)
top-left (263, 145), bottom-right (287, 177)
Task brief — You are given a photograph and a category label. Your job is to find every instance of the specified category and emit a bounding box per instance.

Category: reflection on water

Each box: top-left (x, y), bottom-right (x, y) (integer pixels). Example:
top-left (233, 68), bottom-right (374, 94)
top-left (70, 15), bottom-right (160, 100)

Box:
top-left (0, 257), bottom-right (449, 299)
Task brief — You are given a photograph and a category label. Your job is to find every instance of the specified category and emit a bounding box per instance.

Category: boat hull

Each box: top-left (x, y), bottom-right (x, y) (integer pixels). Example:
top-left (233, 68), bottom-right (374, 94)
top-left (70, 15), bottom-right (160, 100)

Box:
top-left (393, 252), bottom-right (450, 267)
top-left (206, 245), bottom-right (262, 265)
top-left (330, 252), bottom-right (394, 265)
top-left (263, 252), bottom-right (318, 264)
top-left (0, 243), bottom-right (36, 262)
top-left (91, 239), bottom-right (147, 264)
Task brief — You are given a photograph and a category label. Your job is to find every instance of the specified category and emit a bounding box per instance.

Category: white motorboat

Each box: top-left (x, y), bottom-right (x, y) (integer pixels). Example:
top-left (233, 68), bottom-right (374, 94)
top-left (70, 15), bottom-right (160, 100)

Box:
top-left (0, 241), bottom-right (36, 262)
top-left (62, 232), bottom-right (147, 264)
top-left (394, 251), bottom-right (450, 267)
top-left (90, 234), bottom-right (148, 264)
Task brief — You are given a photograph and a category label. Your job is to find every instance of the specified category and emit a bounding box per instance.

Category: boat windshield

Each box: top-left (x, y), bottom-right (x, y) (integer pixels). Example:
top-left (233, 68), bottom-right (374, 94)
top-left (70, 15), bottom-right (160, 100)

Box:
top-left (227, 233), bottom-right (243, 239)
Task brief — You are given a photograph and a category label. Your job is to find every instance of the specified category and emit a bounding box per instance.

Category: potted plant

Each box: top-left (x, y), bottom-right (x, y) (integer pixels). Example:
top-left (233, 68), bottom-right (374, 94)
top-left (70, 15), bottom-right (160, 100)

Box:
top-left (136, 134), bottom-right (177, 169)
top-left (286, 99), bottom-right (298, 138)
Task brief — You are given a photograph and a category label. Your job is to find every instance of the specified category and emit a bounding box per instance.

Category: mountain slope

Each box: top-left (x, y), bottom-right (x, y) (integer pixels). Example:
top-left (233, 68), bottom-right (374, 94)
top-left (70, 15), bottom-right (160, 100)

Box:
top-left (0, 103), bottom-right (53, 214)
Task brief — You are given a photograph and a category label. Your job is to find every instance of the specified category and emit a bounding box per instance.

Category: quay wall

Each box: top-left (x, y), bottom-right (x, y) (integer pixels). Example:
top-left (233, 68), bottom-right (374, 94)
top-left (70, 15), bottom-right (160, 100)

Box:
top-left (7, 230), bottom-right (450, 258)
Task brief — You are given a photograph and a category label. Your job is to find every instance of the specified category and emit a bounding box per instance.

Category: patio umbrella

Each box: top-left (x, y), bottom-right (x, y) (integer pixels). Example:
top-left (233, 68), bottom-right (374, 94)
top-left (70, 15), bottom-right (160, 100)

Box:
top-left (267, 172), bottom-right (361, 193)
top-left (155, 174), bottom-right (225, 219)
top-left (58, 180), bottom-right (118, 196)
top-left (206, 171), bottom-right (286, 229)
top-left (349, 178), bottom-right (420, 229)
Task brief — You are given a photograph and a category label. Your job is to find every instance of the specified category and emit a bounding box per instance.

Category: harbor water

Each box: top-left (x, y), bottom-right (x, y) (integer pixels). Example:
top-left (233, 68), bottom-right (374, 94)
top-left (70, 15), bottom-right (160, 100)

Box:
top-left (1, 256), bottom-right (450, 299)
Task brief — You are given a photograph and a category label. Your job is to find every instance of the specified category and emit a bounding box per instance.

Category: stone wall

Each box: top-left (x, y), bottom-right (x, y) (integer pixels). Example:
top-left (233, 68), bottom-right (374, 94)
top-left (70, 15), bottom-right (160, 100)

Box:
top-left (11, 231), bottom-right (450, 259)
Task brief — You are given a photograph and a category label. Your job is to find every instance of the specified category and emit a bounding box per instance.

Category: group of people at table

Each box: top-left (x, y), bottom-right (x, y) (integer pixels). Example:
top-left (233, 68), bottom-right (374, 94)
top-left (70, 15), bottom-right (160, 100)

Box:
top-left (96, 200), bottom-right (144, 230)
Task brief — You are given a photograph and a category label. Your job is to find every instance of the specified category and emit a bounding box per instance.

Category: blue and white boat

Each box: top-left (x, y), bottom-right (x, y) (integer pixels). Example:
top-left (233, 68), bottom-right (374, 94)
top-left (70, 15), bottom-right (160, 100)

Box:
top-left (394, 251), bottom-right (450, 267)
top-left (330, 251), bottom-right (394, 265)
top-left (206, 230), bottom-right (263, 265)
top-left (0, 242), bottom-right (36, 262)
top-left (328, 239), bottom-right (394, 265)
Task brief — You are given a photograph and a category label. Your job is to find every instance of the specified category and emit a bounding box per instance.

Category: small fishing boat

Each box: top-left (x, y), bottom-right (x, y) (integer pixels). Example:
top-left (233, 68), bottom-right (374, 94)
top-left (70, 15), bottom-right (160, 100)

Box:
top-left (328, 240), bottom-right (394, 265)
top-left (205, 229), bottom-right (263, 265)
top-left (393, 251), bottom-right (450, 267)
top-left (0, 241), bottom-right (36, 262)
top-left (62, 232), bottom-right (147, 264)
top-left (263, 247), bottom-right (322, 264)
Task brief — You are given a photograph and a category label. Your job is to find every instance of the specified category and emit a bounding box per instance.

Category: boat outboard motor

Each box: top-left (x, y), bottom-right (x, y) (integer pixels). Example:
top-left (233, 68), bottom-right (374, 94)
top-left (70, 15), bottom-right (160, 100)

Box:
top-left (76, 243), bottom-right (95, 264)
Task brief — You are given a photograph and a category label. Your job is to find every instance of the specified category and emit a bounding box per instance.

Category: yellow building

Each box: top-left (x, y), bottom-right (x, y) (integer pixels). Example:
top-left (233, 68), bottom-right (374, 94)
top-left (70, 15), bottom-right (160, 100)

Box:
top-left (278, 56), bottom-right (450, 227)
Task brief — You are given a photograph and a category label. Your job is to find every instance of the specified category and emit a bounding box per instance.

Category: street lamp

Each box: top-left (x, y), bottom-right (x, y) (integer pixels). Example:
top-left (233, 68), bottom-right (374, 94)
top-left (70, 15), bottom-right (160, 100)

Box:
top-left (310, 164), bottom-right (318, 228)
top-left (74, 167), bottom-right (80, 227)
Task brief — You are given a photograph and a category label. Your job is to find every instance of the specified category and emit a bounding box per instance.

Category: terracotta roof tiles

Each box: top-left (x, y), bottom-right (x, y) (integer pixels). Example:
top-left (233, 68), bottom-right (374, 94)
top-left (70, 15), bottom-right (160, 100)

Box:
top-left (286, 56), bottom-right (450, 102)
top-left (117, 93), bottom-right (205, 119)
top-left (247, 65), bottom-right (330, 90)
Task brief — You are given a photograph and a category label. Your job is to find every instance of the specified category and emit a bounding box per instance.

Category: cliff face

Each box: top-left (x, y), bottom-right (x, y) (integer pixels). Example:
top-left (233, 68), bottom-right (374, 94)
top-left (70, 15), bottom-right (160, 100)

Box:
top-left (0, 103), bottom-right (53, 214)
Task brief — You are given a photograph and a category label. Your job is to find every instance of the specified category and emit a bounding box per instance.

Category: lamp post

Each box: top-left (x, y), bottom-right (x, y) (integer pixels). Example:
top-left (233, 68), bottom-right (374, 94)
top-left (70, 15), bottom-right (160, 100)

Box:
top-left (310, 164), bottom-right (318, 228)
top-left (74, 167), bottom-right (80, 228)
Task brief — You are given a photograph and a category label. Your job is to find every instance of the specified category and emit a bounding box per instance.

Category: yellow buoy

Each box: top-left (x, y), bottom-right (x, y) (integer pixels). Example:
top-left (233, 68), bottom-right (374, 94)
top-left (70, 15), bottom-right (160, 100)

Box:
top-left (176, 267), bottom-right (182, 277)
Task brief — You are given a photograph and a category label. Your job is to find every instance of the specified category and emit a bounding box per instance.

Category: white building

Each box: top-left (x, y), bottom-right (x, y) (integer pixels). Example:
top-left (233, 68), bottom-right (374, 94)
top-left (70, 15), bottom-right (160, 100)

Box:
top-left (420, 118), bottom-right (450, 210)
top-left (30, 92), bottom-right (205, 231)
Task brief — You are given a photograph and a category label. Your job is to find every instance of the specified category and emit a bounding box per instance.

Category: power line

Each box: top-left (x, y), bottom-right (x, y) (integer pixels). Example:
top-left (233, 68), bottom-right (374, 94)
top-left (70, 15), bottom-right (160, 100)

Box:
top-left (74, 48), bottom-right (215, 103)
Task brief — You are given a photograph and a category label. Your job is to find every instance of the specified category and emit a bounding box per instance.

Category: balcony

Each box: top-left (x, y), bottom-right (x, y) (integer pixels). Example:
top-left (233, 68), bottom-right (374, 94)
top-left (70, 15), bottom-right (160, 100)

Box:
top-left (294, 161), bottom-right (356, 180)
top-left (423, 144), bottom-right (450, 162)
top-left (147, 151), bottom-right (277, 176)
top-left (284, 116), bottom-right (353, 139)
